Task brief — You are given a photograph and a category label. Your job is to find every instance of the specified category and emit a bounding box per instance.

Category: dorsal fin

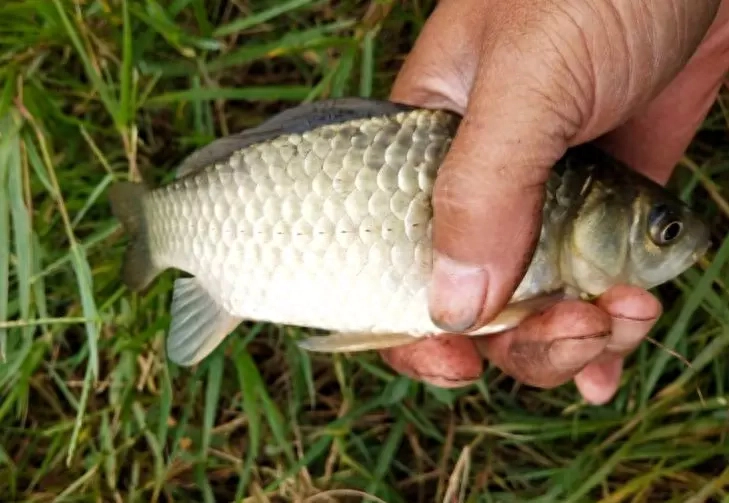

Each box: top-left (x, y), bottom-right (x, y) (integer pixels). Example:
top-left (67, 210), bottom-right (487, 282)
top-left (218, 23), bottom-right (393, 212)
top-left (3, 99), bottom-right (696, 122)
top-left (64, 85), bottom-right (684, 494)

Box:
top-left (175, 98), bottom-right (416, 179)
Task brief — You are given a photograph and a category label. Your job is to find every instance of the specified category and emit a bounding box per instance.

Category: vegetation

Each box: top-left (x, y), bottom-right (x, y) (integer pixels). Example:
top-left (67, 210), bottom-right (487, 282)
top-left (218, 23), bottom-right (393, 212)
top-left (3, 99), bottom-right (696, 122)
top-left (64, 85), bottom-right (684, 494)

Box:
top-left (0, 1), bottom-right (727, 501)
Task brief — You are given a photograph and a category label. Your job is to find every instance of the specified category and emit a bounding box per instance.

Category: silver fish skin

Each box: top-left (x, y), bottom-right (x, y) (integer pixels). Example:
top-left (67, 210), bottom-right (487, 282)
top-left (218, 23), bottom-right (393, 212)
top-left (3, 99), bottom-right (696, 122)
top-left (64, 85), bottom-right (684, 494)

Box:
top-left (108, 98), bottom-right (710, 366)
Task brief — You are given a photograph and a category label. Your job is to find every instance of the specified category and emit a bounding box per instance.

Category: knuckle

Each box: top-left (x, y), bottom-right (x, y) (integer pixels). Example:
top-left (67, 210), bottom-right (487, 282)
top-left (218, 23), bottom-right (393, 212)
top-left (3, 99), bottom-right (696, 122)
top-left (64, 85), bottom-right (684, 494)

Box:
top-left (506, 341), bottom-right (559, 386)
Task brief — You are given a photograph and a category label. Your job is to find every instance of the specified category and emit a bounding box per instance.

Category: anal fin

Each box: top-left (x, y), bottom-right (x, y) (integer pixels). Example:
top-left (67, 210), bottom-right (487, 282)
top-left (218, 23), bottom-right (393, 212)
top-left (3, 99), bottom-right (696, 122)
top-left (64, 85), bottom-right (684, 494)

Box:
top-left (167, 277), bottom-right (242, 366)
top-left (297, 331), bottom-right (419, 353)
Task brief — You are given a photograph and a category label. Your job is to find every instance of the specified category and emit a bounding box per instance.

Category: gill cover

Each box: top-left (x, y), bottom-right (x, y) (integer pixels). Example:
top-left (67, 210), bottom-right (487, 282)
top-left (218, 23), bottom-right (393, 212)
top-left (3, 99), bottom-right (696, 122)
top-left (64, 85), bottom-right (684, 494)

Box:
top-left (558, 145), bottom-right (710, 295)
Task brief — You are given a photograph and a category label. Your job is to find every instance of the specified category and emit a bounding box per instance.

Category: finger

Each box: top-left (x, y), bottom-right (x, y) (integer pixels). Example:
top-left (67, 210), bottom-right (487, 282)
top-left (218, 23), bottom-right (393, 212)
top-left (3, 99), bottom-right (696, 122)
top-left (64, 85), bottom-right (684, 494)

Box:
top-left (474, 300), bottom-right (611, 389)
top-left (596, 285), bottom-right (662, 355)
top-left (389, 0), bottom-right (486, 113)
top-left (572, 356), bottom-right (624, 405)
top-left (574, 285), bottom-right (662, 404)
top-left (379, 335), bottom-right (483, 388)
top-left (597, 0), bottom-right (729, 184)
top-left (389, 0), bottom-right (555, 333)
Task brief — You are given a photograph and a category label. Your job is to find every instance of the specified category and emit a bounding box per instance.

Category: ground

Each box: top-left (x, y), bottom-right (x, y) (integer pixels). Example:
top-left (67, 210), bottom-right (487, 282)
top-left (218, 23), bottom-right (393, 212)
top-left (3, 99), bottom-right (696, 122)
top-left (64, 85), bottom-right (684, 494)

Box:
top-left (1, 1), bottom-right (728, 502)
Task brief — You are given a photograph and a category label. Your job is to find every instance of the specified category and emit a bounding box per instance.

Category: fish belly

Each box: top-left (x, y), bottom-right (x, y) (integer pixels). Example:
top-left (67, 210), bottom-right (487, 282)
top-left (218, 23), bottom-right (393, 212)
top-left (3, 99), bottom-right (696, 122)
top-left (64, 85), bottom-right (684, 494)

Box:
top-left (222, 241), bottom-right (436, 335)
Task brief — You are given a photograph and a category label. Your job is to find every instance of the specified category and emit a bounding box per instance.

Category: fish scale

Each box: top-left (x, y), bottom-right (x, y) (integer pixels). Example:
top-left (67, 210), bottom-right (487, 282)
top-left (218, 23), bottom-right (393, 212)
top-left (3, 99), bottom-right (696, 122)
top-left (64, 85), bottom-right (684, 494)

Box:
top-left (109, 98), bottom-right (709, 366)
top-left (146, 108), bottom-right (452, 337)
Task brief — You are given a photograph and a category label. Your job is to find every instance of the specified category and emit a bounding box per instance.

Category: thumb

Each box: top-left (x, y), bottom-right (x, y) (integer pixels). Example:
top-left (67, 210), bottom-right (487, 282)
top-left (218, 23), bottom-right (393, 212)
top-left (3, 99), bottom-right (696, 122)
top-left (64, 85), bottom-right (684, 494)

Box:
top-left (393, 3), bottom-right (583, 331)
top-left (424, 83), bottom-right (570, 332)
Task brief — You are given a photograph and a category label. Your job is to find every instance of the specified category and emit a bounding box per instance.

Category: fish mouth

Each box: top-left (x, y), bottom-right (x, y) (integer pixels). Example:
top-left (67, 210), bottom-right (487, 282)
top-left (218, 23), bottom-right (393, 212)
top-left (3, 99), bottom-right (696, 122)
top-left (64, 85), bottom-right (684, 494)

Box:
top-left (692, 242), bottom-right (710, 263)
top-left (663, 228), bottom-right (711, 284)
top-left (691, 225), bottom-right (712, 263)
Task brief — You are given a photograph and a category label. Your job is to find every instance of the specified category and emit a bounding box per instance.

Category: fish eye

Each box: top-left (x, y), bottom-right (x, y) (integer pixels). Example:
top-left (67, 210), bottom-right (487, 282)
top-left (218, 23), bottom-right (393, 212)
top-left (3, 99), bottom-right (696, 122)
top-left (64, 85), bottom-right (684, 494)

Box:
top-left (649, 203), bottom-right (684, 246)
top-left (661, 221), bottom-right (683, 242)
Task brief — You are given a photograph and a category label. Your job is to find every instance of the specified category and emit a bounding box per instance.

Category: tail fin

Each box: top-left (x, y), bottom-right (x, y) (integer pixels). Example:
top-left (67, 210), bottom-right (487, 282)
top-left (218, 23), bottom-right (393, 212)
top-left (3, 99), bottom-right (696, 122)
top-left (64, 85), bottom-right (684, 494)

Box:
top-left (108, 182), bottom-right (162, 292)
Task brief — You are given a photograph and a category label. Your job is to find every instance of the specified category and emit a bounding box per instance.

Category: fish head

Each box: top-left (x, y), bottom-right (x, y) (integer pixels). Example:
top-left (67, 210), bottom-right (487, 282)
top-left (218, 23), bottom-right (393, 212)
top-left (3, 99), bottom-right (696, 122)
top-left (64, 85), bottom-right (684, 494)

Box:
top-left (624, 184), bottom-right (710, 290)
top-left (560, 155), bottom-right (710, 296)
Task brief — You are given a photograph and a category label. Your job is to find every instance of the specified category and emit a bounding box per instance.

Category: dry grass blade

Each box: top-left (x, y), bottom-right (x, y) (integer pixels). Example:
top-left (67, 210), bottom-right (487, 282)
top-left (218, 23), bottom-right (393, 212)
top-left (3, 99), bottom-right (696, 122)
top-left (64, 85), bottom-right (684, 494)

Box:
top-left (0, 113), bottom-right (15, 364)
top-left (441, 446), bottom-right (471, 503)
top-left (303, 489), bottom-right (389, 503)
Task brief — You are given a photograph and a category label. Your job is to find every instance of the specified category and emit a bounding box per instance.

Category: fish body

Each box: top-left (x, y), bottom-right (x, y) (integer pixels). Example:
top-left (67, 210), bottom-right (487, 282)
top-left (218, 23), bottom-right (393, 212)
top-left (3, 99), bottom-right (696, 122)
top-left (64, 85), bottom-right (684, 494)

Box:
top-left (109, 98), bottom-right (710, 366)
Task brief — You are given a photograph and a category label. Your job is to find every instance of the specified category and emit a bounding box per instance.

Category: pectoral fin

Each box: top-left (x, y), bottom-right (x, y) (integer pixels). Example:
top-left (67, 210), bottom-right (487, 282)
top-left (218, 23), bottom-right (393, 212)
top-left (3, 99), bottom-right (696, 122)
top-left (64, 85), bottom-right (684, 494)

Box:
top-left (297, 331), bottom-right (420, 353)
top-left (166, 277), bottom-right (243, 366)
top-left (468, 290), bottom-right (570, 336)
top-left (296, 292), bottom-right (571, 353)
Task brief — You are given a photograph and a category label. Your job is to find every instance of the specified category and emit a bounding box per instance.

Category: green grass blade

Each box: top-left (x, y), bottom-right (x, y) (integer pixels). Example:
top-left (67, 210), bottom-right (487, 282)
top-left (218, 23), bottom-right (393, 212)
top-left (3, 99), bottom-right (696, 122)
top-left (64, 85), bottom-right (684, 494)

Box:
top-left (201, 349), bottom-right (224, 458)
top-left (132, 401), bottom-right (165, 486)
top-left (0, 75), bottom-right (14, 118)
top-left (644, 236), bottom-right (729, 400)
top-left (131, 0), bottom-right (222, 54)
top-left (69, 245), bottom-right (100, 380)
top-left (265, 434), bottom-right (333, 492)
top-left (258, 381), bottom-right (296, 465)
top-left (65, 363), bottom-right (93, 466)
top-left (100, 411), bottom-right (117, 491)
top-left (663, 325), bottom-right (729, 394)
top-left (194, 463), bottom-right (216, 503)
top-left (365, 415), bottom-right (407, 499)
top-left (70, 173), bottom-right (114, 228)
top-left (119, 0), bottom-right (135, 127)
top-left (8, 129), bottom-right (32, 329)
top-left (0, 442), bottom-right (17, 497)
top-left (359, 31), bottom-right (375, 97)
top-left (329, 42), bottom-right (357, 97)
top-left (213, 0), bottom-right (319, 37)
top-left (146, 85), bottom-right (312, 105)
top-left (51, 464), bottom-right (98, 503)
top-left (207, 21), bottom-right (355, 71)
top-left (51, 0), bottom-right (119, 124)
top-left (0, 114), bottom-right (12, 363)
top-left (233, 344), bottom-right (262, 495)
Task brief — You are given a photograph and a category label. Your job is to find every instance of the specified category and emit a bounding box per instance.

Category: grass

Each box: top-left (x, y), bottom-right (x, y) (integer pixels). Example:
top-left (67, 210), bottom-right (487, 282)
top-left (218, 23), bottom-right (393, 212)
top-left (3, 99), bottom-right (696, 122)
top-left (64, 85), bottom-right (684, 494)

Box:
top-left (0, 0), bottom-right (728, 501)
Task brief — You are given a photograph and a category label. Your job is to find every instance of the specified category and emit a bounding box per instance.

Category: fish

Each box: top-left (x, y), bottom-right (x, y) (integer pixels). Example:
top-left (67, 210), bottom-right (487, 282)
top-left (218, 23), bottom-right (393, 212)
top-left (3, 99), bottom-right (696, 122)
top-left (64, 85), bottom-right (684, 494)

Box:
top-left (108, 97), bottom-right (711, 367)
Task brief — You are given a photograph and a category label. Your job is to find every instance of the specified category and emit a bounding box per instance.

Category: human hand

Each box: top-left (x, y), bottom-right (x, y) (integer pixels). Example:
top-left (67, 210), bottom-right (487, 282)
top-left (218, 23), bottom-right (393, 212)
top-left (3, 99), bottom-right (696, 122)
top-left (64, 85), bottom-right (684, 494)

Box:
top-left (382, 0), bottom-right (729, 404)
